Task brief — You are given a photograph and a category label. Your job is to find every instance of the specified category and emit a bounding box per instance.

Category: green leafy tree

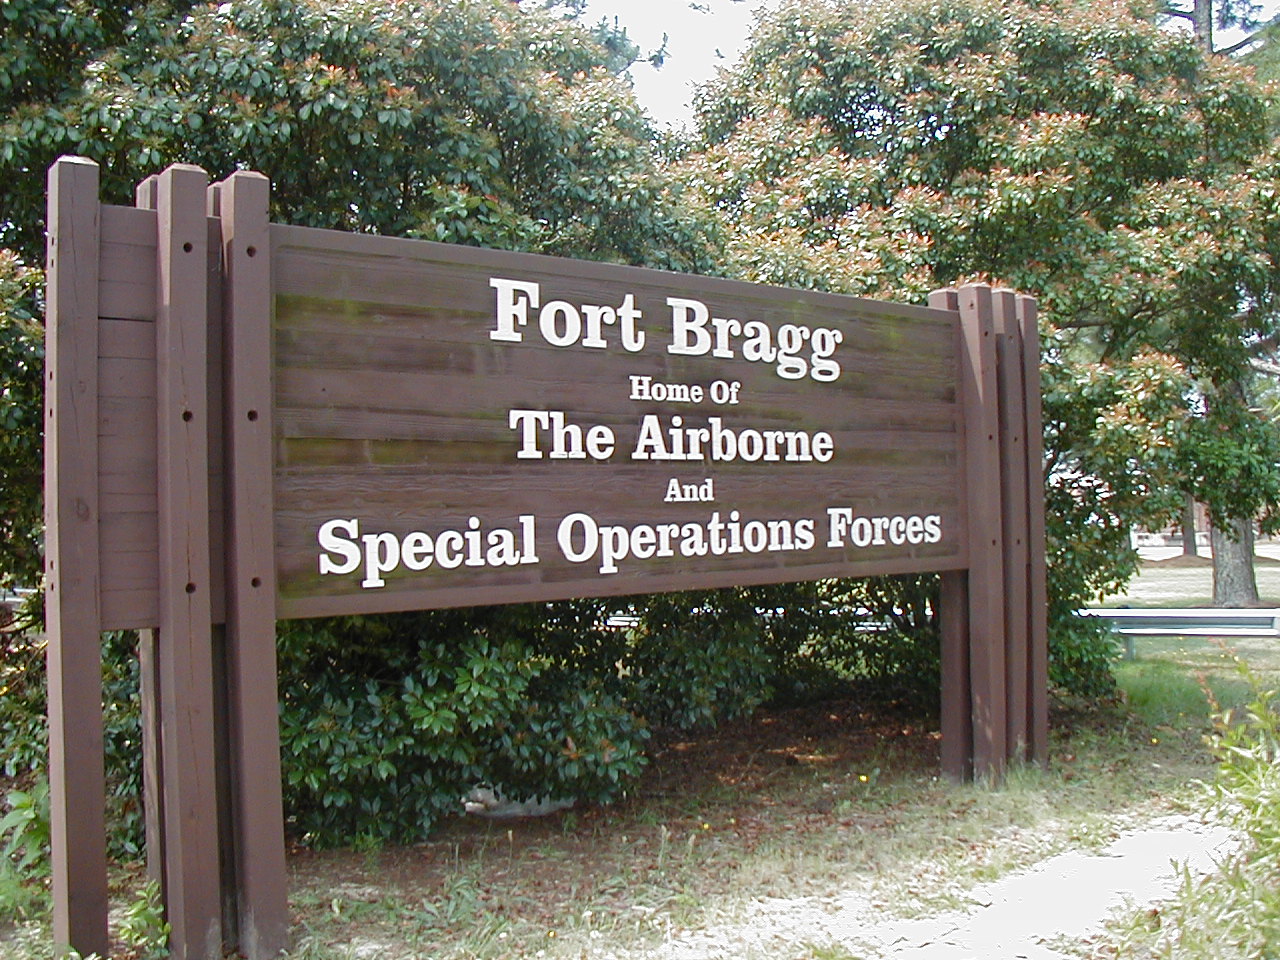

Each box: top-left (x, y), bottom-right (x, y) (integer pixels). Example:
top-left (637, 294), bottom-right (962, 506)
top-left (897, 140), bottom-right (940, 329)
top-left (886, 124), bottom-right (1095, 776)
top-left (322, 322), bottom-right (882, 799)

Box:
top-left (1166, 0), bottom-right (1280, 606)
top-left (0, 253), bottom-right (43, 606)
top-left (0, 0), bottom-right (739, 845)
top-left (680, 0), bottom-right (1280, 689)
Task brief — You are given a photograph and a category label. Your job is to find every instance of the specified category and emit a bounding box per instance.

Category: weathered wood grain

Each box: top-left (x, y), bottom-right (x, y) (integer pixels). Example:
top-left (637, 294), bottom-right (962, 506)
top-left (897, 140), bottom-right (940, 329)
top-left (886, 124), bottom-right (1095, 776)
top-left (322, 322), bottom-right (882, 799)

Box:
top-left (45, 156), bottom-right (110, 960)
top-left (270, 228), bottom-right (966, 616)
top-left (152, 164), bottom-right (223, 960)
top-left (995, 290), bottom-right (1030, 761)
top-left (214, 171), bottom-right (289, 959)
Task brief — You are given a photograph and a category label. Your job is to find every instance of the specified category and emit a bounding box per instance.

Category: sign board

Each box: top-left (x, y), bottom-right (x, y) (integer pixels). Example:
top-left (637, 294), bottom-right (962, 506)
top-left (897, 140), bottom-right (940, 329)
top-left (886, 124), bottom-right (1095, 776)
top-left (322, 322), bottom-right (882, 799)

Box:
top-left (43, 159), bottom-right (1048, 960)
top-left (271, 227), bottom-right (965, 616)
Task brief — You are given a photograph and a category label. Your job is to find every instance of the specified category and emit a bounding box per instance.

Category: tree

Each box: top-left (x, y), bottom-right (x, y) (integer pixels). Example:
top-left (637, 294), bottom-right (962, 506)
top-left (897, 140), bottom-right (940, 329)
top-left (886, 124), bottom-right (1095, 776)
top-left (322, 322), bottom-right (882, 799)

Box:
top-left (680, 0), bottom-right (1280, 678)
top-left (1162, 0), bottom-right (1268, 54)
top-left (1, 0), bottom-right (744, 845)
top-left (1161, 0), bottom-right (1280, 606)
top-left (0, 0), bottom-right (719, 601)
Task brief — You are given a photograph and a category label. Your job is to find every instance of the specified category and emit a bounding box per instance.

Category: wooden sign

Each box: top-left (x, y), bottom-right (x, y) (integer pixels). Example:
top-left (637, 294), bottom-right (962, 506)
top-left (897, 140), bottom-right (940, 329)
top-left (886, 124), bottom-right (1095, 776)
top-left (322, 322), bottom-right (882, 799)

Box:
top-left (271, 226), bottom-right (965, 617)
top-left (43, 159), bottom-right (1048, 960)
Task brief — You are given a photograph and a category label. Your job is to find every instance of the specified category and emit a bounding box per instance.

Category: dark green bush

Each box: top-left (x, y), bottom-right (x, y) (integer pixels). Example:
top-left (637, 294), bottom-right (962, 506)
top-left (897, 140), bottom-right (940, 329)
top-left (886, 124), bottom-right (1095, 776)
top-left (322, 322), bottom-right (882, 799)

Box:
top-left (276, 606), bottom-right (652, 845)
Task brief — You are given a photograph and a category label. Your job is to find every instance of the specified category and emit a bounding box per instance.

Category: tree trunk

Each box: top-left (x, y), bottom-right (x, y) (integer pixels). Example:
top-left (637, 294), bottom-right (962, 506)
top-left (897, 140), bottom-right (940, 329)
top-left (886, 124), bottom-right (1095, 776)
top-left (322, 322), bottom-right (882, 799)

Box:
top-left (1194, 0), bottom-right (1214, 51)
top-left (1211, 517), bottom-right (1260, 607)
top-left (1181, 493), bottom-right (1199, 556)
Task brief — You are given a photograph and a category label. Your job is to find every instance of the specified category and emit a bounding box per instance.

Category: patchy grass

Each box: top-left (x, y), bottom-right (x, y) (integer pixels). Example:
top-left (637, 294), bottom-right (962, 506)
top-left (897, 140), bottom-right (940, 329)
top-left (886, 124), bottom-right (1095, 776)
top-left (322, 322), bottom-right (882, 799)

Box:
top-left (1084, 649), bottom-right (1280, 960)
top-left (5, 576), bottom-right (1276, 959)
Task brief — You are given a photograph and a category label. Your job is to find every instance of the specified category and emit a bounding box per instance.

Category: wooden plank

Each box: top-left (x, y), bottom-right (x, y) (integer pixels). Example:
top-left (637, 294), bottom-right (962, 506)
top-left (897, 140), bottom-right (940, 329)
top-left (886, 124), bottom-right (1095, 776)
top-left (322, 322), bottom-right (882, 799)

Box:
top-left (152, 164), bottom-right (223, 960)
top-left (1019, 295), bottom-right (1050, 762)
top-left (272, 222), bottom-right (955, 327)
top-left (138, 630), bottom-right (166, 895)
top-left (995, 291), bottom-right (1030, 762)
top-left (929, 288), bottom-right (973, 782)
top-left (99, 205), bottom-right (157, 321)
top-left (279, 548), bottom-right (969, 620)
top-left (95, 229), bottom-right (230, 635)
top-left (44, 156), bottom-right (110, 958)
top-left (214, 171), bottom-right (290, 959)
top-left (99, 315), bottom-right (156, 359)
top-left (102, 589), bottom-right (161, 631)
top-left (939, 570), bottom-right (973, 780)
top-left (103, 203), bottom-right (158, 245)
top-left (956, 285), bottom-right (1007, 780)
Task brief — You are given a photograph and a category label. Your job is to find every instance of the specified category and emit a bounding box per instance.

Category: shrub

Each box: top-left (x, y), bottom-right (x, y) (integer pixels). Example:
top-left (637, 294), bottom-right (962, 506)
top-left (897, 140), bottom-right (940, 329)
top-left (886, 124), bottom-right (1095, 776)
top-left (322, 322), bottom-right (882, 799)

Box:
top-left (1119, 656), bottom-right (1280, 958)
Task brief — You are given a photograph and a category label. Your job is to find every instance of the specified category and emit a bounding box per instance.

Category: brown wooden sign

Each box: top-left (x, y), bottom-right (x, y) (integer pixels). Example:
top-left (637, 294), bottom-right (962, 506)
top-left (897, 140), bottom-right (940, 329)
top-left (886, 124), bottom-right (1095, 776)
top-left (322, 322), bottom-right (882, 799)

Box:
top-left (44, 159), bottom-right (1048, 960)
top-left (272, 225), bottom-right (965, 617)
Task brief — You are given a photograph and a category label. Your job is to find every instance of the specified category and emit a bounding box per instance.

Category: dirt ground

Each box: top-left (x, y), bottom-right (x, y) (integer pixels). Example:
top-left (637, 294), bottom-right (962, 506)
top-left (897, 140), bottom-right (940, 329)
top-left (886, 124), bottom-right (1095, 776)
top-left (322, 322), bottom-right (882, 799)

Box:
top-left (287, 693), bottom-right (942, 941)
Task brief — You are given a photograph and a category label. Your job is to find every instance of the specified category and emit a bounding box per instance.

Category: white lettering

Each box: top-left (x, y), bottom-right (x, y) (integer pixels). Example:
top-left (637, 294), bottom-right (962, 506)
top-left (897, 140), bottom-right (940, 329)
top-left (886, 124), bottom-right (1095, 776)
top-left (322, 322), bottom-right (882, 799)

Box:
top-left (318, 516), bottom-right (539, 588)
top-left (631, 415), bottom-right (833, 463)
top-left (508, 409), bottom-right (615, 460)
top-left (318, 519), bottom-right (361, 575)
top-left (489, 277), bottom-right (540, 342)
top-left (826, 509), bottom-right (945, 551)
top-left (666, 297), bottom-right (711, 356)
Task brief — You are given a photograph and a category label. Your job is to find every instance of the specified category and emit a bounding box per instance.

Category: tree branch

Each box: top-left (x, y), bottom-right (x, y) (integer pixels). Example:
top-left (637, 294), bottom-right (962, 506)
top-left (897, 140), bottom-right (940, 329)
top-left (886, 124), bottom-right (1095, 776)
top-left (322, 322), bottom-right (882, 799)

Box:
top-left (1217, 31), bottom-right (1264, 55)
top-left (1250, 357), bottom-right (1280, 377)
top-left (1055, 317), bottom-right (1112, 329)
top-left (1215, 15), bottom-right (1280, 56)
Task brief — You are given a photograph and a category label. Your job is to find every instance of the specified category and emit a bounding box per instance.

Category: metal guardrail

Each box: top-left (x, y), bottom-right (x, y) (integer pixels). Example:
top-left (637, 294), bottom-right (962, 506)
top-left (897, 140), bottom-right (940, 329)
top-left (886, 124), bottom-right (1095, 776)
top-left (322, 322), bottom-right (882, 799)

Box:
top-left (1083, 608), bottom-right (1280, 636)
top-left (1080, 607), bottom-right (1280, 659)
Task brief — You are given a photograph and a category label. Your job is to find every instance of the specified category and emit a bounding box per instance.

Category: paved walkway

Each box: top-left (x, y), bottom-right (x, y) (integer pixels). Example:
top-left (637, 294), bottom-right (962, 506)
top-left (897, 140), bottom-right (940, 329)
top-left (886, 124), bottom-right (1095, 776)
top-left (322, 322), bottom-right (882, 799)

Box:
top-left (638, 815), bottom-right (1236, 959)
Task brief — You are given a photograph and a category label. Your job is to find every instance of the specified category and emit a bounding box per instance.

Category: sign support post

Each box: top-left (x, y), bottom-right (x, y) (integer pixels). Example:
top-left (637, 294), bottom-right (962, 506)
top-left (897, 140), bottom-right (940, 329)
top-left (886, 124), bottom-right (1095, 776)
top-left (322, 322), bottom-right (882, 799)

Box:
top-left (212, 170), bottom-right (290, 958)
top-left (152, 163), bottom-right (224, 959)
top-left (45, 155), bottom-right (110, 959)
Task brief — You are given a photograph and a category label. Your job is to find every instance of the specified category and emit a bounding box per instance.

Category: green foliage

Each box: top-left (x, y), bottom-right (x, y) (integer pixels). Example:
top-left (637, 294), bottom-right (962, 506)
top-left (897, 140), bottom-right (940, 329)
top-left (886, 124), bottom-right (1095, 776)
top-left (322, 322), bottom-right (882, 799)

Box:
top-left (0, 630), bottom-right (49, 779)
top-left (1119, 657), bottom-right (1280, 958)
top-left (681, 0), bottom-right (1280, 693)
top-left (623, 591), bottom-right (774, 729)
top-left (0, 630), bottom-right (145, 859)
top-left (0, 0), bottom-right (715, 269)
top-left (0, 777), bottom-right (51, 925)
top-left (1209, 663), bottom-right (1280, 869)
top-left (0, 860), bottom-right (47, 926)
top-left (277, 606), bottom-right (652, 845)
top-left (0, 779), bottom-right (50, 879)
top-left (799, 576), bottom-right (945, 700)
top-left (0, 251), bottom-right (44, 609)
top-left (118, 880), bottom-right (170, 960)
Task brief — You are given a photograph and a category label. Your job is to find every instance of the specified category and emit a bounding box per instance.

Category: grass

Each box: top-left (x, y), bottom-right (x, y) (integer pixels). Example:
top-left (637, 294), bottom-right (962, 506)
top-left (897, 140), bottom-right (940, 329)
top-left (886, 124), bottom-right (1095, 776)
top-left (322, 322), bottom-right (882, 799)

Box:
top-left (6, 699), bottom-right (1211, 960)
top-left (1083, 650), bottom-right (1280, 960)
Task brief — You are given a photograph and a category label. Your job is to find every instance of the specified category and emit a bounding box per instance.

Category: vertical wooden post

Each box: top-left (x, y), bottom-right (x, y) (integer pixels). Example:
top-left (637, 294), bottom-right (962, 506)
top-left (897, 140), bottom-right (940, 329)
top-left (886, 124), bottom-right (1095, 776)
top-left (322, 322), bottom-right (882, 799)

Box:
top-left (154, 164), bottom-right (223, 959)
top-left (956, 284), bottom-right (1007, 779)
top-left (938, 571), bottom-right (973, 780)
top-left (1019, 295), bottom-right (1050, 762)
top-left (994, 290), bottom-right (1030, 760)
top-left (45, 155), bottom-right (110, 958)
top-left (929, 288), bottom-right (973, 781)
top-left (135, 173), bottom-right (169, 902)
top-left (213, 171), bottom-right (290, 958)
top-left (139, 630), bottom-right (167, 894)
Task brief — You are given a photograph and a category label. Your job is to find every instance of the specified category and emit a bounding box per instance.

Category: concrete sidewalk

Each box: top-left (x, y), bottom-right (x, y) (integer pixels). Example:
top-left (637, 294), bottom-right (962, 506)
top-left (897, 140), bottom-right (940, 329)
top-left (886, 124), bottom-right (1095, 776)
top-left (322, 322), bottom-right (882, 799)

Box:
top-left (861, 815), bottom-right (1235, 959)
top-left (640, 815), bottom-right (1236, 959)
